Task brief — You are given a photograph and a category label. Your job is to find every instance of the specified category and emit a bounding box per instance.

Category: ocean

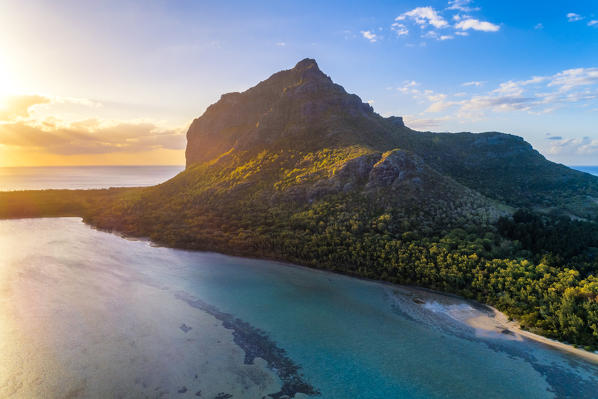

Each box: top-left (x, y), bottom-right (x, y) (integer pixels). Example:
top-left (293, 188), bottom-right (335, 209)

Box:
top-left (572, 166), bottom-right (598, 177)
top-left (0, 165), bottom-right (184, 191)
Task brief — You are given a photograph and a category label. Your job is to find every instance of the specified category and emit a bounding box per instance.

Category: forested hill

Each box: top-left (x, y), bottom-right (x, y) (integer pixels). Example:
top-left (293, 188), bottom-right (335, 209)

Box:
top-left (2, 59), bottom-right (598, 349)
top-left (397, 131), bottom-right (598, 218)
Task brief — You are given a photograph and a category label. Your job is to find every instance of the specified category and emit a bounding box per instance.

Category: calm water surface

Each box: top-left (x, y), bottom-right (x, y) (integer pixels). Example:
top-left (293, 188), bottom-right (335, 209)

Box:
top-left (1, 218), bottom-right (597, 398)
top-left (0, 165), bottom-right (184, 191)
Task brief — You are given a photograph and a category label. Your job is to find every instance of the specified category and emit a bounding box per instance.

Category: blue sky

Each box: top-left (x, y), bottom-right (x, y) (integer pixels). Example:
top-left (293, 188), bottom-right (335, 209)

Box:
top-left (0, 0), bottom-right (597, 165)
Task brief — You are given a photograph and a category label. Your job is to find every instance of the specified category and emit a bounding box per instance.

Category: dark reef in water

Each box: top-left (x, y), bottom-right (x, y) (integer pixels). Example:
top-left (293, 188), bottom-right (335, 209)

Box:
top-left (174, 291), bottom-right (319, 398)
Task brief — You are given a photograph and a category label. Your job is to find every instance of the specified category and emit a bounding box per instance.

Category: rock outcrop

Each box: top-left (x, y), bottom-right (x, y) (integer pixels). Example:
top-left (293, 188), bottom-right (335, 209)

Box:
top-left (186, 59), bottom-right (400, 166)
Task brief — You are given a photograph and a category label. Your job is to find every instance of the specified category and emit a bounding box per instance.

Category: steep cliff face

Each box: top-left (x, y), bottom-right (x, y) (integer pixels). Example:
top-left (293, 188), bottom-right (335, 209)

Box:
top-left (185, 59), bottom-right (401, 166)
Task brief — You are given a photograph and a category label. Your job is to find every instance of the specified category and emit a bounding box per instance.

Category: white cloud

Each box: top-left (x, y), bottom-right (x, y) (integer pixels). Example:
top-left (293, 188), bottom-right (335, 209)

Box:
top-left (447, 0), bottom-right (479, 12)
top-left (534, 23), bottom-right (544, 30)
top-left (58, 97), bottom-right (103, 108)
top-left (397, 80), bottom-right (419, 94)
top-left (426, 100), bottom-right (453, 113)
top-left (548, 68), bottom-right (598, 92)
top-left (455, 18), bottom-right (500, 32)
top-left (0, 118), bottom-right (185, 154)
top-left (589, 20), bottom-right (598, 27)
top-left (402, 115), bottom-right (452, 130)
top-left (360, 30), bottom-right (378, 42)
top-left (421, 31), bottom-right (454, 41)
top-left (459, 95), bottom-right (535, 114)
top-left (0, 94), bottom-right (185, 155)
top-left (397, 67), bottom-right (598, 121)
top-left (0, 95), bottom-right (51, 121)
top-left (522, 76), bottom-right (548, 85)
top-left (427, 93), bottom-right (448, 102)
top-left (391, 22), bottom-right (409, 36)
top-left (275, 42), bottom-right (286, 47)
top-left (393, 2), bottom-right (500, 42)
top-left (548, 136), bottom-right (598, 157)
top-left (422, 31), bottom-right (439, 40)
top-left (397, 7), bottom-right (448, 29)
top-left (462, 81), bottom-right (484, 87)
top-left (0, 94), bottom-right (104, 122)
top-left (493, 81), bottom-right (524, 96)
top-left (567, 13), bottom-right (584, 22)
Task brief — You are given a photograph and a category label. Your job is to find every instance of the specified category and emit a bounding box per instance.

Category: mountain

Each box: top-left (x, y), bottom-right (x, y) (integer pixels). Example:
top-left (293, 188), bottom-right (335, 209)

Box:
top-left (185, 58), bottom-right (394, 165)
top-left (2, 59), bottom-right (598, 349)
top-left (185, 58), bottom-right (598, 219)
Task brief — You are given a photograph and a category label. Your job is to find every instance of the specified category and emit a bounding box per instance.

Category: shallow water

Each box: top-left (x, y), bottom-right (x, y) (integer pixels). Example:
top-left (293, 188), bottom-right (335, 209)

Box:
top-left (1, 218), bottom-right (597, 398)
top-left (0, 165), bottom-right (184, 191)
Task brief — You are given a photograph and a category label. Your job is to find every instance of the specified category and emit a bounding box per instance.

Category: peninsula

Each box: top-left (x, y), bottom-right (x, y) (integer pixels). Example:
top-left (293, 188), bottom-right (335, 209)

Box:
top-left (2, 59), bottom-right (598, 350)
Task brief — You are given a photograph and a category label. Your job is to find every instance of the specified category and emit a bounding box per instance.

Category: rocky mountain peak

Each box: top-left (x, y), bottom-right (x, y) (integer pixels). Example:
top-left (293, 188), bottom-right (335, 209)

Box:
top-left (293, 58), bottom-right (319, 72)
top-left (185, 59), bottom-right (398, 166)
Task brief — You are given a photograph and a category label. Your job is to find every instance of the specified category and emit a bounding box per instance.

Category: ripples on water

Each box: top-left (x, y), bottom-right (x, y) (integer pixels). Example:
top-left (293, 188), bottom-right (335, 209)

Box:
top-left (1, 218), bottom-right (597, 398)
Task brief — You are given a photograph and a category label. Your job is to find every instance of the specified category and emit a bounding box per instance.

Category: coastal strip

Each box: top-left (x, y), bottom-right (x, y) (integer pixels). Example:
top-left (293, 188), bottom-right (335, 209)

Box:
top-left (389, 285), bottom-right (598, 364)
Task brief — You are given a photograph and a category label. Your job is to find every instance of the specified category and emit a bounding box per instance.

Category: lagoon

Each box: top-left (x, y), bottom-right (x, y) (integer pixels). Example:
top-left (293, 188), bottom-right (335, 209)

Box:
top-left (1, 218), bottom-right (597, 398)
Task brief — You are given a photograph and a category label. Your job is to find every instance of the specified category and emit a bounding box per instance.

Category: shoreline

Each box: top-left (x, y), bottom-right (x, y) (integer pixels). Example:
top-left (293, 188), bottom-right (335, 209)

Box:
top-left (161, 241), bottom-right (598, 364)
top-left (389, 284), bottom-right (598, 364)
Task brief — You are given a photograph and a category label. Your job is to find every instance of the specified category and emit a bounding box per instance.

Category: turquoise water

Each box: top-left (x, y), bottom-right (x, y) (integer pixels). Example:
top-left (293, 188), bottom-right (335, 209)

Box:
top-left (0, 165), bottom-right (184, 191)
top-left (1, 218), bottom-right (597, 398)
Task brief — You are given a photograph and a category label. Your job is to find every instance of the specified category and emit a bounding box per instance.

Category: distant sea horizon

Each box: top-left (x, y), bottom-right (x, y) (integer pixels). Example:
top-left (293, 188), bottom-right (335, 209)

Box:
top-left (0, 165), bottom-right (184, 191)
top-left (0, 164), bottom-right (595, 192)
top-left (571, 166), bottom-right (598, 177)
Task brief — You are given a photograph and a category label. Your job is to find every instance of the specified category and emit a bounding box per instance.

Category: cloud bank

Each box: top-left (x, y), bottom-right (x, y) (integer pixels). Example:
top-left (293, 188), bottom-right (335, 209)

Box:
top-left (399, 67), bottom-right (598, 120)
top-left (0, 95), bottom-right (186, 156)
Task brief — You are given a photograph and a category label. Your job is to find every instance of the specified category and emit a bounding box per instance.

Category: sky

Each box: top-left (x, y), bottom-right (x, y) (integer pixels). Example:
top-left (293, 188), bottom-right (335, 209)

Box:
top-left (0, 0), bottom-right (597, 166)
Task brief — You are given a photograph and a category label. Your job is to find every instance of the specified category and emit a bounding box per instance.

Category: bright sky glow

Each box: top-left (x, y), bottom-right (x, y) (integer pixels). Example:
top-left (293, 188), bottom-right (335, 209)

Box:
top-left (0, 0), bottom-right (596, 166)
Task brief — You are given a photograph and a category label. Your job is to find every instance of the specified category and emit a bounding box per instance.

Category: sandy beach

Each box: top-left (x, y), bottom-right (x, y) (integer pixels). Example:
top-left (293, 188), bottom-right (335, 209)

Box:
top-left (388, 284), bottom-right (598, 364)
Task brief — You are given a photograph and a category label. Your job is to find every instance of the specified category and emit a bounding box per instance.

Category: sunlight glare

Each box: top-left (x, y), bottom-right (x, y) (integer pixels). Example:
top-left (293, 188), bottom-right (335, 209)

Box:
top-left (0, 52), bottom-right (17, 103)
